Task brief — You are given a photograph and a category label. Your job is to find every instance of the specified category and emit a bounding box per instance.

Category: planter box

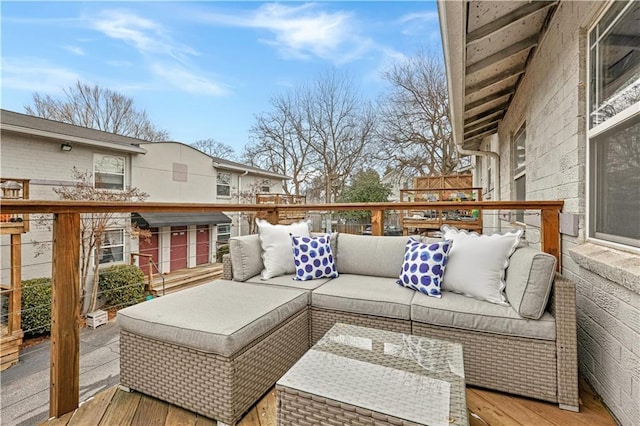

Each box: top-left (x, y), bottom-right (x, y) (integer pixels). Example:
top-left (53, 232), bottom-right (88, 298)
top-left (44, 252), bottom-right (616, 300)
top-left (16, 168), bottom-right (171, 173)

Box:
top-left (87, 310), bottom-right (108, 329)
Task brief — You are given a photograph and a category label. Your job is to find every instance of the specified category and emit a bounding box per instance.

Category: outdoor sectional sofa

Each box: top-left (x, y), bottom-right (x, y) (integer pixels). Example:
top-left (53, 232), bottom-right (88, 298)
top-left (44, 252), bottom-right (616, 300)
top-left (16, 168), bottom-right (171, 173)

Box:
top-left (118, 230), bottom-right (579, 425)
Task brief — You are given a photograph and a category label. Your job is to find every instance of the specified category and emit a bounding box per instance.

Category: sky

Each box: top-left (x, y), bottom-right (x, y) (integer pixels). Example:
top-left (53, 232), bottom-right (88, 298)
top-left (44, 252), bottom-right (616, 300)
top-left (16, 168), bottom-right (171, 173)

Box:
top-left (1, 1), bottom-right (443, 154)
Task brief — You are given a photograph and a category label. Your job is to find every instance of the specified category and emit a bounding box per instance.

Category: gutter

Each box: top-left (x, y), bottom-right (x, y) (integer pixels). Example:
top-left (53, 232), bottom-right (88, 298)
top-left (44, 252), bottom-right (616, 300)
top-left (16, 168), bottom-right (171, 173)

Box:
top-left (456, 142), bottom-right (500, 201)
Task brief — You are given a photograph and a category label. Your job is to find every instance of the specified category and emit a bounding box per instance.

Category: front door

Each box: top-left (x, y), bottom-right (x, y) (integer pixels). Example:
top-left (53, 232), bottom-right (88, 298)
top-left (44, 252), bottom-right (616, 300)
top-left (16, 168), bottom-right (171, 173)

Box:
top-left (170, 226), bottom-right (188, 271)
top-left (139, 227), bottom-right (159, 277)
top-left (196, 225), bottom-right (210, 265)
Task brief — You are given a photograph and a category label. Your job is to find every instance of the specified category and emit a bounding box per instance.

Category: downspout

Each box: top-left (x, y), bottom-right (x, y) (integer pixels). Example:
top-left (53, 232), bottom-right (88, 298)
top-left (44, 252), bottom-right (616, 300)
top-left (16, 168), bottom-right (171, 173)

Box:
top-left (456, 142), bottom-right (500, 201)
top-left (237, 170), bottom-right (249, 236)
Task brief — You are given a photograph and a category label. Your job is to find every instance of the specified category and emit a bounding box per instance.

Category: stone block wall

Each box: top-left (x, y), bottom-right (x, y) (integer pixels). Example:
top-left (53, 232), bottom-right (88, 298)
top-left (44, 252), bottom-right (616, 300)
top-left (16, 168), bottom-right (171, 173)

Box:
top-left (481, 1), bottom-right (640, 423)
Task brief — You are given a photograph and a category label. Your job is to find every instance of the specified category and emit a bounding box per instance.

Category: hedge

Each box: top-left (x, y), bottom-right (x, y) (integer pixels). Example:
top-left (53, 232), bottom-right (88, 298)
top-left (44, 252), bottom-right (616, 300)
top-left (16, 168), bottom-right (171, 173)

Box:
top-left (216, 243), bottom-right (230, 263)
top-left (98, 264), bottom-right (145, 309)
top-left (21, 277), bottom-right (52, 337)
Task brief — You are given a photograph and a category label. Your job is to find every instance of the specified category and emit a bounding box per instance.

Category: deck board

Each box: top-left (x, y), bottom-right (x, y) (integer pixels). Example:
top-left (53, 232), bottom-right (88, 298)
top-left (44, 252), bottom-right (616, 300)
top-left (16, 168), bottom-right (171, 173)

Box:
top-left (42, 378), bottom-right (616, 426)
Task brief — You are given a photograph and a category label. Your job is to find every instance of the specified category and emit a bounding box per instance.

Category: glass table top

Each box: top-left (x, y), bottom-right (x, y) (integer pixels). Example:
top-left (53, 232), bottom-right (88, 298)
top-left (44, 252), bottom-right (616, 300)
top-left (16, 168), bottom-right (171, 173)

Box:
top-left (277, 323), bottom-right (468, 426)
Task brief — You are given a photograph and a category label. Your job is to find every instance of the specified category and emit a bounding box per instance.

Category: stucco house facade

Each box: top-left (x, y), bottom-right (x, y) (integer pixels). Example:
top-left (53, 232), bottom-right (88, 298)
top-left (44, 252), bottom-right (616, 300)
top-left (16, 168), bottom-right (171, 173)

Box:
top-left (0, 110), bottom-right (288, 283)
top-left (438, 1), bottom-right (639, 424)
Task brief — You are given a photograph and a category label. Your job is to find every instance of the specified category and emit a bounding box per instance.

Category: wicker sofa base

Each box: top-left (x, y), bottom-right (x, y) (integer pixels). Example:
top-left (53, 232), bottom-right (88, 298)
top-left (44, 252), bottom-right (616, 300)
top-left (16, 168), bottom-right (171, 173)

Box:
top-left (310, 307), bottom-right (411, 344)
top-left (120, 309), bottom-right (309, 425)
top-left (277, 386), bottom-right (424, 426)
top-left (412, 322), bottom-right (558, 403)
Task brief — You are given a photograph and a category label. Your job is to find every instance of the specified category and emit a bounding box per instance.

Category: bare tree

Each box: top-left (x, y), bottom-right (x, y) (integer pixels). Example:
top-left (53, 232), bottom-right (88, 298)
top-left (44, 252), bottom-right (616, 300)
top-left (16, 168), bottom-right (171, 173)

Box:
top-left (53, 168), bottom-right (148, 313)
top-left (191, 138), bottom-right (237, 160)
top-left (244, 92), bottom-right (316, 196)
top-left (25, 80), bottom-right (169, 141)
top-left (246, 70), bottom-right (376, 202)
top-left (377, 52), bottom-right (462, 176)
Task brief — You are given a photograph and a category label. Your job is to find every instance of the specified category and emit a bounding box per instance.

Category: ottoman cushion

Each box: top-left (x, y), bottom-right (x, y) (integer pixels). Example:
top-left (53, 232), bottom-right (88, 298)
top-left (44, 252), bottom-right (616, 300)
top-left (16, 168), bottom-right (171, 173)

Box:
top-left (118, 280), bottom-right (307, 357)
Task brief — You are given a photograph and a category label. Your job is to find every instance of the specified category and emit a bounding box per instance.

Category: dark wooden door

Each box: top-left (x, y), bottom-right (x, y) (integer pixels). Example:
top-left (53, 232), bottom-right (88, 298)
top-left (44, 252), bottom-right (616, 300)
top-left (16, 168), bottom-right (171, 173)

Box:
top-left (196, 225), bottom-right (210, 265)
top-left (170, 226), bottom-right (188, 271)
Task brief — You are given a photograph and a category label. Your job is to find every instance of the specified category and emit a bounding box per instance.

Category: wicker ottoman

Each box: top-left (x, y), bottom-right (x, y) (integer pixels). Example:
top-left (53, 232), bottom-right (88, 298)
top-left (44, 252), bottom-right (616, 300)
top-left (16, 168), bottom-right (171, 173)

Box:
top-left (118, 280), bottom-right (309, 425)
top-left (277, 323), bottom-right (469, 426)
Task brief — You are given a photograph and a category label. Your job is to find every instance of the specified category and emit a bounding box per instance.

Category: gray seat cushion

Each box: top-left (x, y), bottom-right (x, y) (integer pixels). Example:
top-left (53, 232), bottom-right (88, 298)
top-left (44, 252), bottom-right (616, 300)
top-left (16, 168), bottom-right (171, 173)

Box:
top-left (411, 290), bottom-right (556, 340)
top-left (336, 234), bottom-right (410, 278)
top-left (117, 280), bottom-right (307, 357)
top-left (311, 274), bottom-right (414, 320)
top-left (505, 247), bottom-right (557, 319)
top-left (245, 274), bottom-right (333, 303)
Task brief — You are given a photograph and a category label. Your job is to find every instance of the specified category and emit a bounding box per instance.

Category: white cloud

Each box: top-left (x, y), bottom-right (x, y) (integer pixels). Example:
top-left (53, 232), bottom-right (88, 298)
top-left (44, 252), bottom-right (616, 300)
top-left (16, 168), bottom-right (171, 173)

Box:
top-left (397, 11), bottom-right (439, 25)
top-left (150, 63), bottom-right (227, 96)
top-left (63, 45), bottom-right (85, 56)
top-left (91, 10), bottom-right (198, 62)
top-left (1, 57), bottom-right (80, 94)
top-left (397, 10), bottom-right (440, 37)
top-left (199, 3), bottom-right (373, 64)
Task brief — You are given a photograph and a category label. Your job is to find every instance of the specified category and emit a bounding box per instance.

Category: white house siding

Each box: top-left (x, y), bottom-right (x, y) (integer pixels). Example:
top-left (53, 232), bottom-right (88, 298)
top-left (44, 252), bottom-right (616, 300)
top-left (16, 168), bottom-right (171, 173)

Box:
top-left (477, 2), bottom-right (639, 423)
top-left (0, 132), bottom-right (135, 282)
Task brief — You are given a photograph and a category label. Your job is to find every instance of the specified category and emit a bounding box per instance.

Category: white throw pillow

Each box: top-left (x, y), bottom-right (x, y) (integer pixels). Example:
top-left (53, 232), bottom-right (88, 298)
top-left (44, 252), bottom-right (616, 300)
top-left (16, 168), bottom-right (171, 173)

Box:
top-left (441, 225), bottom-right (522, 305)
top-left (257, 219), bottom-right (311, 279)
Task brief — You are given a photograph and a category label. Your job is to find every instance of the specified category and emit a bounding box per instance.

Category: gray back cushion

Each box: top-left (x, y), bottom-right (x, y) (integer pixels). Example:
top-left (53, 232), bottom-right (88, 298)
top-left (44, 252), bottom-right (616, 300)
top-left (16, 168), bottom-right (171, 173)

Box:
top-left (229, 234), bottom-right (264, 282)
top-left (505, 247), bottom-right (557, 319)
top-left (336, 234), bottom-right (410, 278)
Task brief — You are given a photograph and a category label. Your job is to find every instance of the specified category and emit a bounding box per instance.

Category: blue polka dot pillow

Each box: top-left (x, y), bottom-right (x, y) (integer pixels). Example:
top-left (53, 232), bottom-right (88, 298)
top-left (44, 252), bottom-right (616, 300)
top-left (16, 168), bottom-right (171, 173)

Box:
top-left (396, 239), bottom-right (452, 298)
top-left (291, 234), bottom-right (338, 281)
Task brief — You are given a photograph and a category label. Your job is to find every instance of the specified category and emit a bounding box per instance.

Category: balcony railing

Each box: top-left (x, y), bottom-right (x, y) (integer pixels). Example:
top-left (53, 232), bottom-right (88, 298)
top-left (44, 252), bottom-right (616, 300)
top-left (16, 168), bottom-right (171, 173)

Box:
top-left (0, 199), bottom-right (563, 419)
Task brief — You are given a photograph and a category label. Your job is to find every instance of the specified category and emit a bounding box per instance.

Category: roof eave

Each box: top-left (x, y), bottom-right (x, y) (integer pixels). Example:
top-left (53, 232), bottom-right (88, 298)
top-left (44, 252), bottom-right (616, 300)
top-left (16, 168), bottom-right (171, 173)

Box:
top-left (0, 123), bottom-right (148, 154)
top-left (438, 0), bottom-right (467, 149)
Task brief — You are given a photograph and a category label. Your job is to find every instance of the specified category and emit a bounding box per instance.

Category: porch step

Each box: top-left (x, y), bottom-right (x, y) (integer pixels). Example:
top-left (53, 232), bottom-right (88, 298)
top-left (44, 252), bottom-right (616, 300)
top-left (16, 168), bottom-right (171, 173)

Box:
top-left (150, 264), bottom-right (224, 296)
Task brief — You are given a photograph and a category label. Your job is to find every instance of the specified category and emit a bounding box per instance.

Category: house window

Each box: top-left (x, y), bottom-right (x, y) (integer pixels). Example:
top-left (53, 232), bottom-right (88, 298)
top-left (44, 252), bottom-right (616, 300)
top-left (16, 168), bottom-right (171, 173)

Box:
top-left (217, 224), bottom-right (231, 242)
top-left (513, 123), bottom-right (526, 222)
top-left (94, 154), bottom-right (125, 190)
top-left (99, 229), bottom-right (124, 264)
top-left (588, 0), bottom-right (640, 248)
top-left (217, 172), bottom-right (231, 196)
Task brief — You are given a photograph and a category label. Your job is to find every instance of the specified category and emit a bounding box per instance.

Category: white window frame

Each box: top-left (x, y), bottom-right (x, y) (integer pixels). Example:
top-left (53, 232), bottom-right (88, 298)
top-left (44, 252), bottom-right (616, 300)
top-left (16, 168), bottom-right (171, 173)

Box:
top-left (217, 223), bottom-right (231, 242)
top-left (586, 0), bottom-right (640, 250)
top-left (94, 154), bottom-right (125, 190)
top-left (98, 228), bottom-right (125, 265)
top-left (217, 172), bottom-right (231, 197)
top-left (512, 122), bottom-right (526, 223)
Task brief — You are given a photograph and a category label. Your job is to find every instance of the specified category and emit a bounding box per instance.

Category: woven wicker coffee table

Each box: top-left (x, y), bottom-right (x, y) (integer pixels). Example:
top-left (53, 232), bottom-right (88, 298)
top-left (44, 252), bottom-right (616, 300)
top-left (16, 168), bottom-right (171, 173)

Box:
top-left (276, 323), bottom-right (468, 426)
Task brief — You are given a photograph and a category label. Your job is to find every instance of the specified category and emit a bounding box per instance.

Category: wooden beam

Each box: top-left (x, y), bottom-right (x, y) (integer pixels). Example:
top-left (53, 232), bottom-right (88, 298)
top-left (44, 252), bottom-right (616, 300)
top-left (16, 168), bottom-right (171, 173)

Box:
top-left (541, 209), bottom-right (561, 270)
top-left (465, 65), bottom-right (525, 95)
top-left (50, 213), bottom-right (80, 418)
top-left (467, 2), bottom-right (557, 44)
top-left (464, 126), bottom-right (499, 141)
top-left (466, 36), bottom-right (538, 75)
top-left (371, 209), bottom-right (384, 236)
top-left (465, 88), bottom-right (515, 112)
top-left (1, 200), bottom-right (565, 215)
top-left (464, 102), bottom-right (510, 124)
top-left (464, 118), bottom-right (503, 136)
top-left (464, 111), bottom-right (505, 129)
top-left (10, 234), bottom-right (22, 335)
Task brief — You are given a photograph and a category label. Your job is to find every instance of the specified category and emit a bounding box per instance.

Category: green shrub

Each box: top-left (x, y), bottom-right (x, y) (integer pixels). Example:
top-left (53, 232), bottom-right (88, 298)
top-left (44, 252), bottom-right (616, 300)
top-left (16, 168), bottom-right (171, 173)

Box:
top-left (98, 264), bottom-right (145, 309)
top-left (21, 278), bottom-right (52, 337)
top-left (216, 243), bottom-right (230, 263)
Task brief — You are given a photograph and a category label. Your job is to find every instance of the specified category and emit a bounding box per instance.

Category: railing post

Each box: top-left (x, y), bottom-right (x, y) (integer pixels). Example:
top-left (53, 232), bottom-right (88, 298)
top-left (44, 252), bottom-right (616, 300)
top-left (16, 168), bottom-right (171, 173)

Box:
top-left (371, 209), bottom-right (383, 236)
top-left (266, 208), bottom-right (279, 225)
top-left (541, 208), bottom-right (561, 271)
top-left (50, 213), bottom-right (80, 418)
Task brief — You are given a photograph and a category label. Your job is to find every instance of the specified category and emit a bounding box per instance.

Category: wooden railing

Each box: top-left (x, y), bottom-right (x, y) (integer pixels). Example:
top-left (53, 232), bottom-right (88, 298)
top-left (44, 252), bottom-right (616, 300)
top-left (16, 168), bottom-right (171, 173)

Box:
top-left (0, 199), bottom-right (563, 418)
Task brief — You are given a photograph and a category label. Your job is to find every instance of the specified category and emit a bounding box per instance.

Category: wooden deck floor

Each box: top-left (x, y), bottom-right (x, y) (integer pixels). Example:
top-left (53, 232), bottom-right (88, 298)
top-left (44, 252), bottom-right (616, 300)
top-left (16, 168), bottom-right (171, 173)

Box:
top-left (43, 378), bottom-right (615, 426)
